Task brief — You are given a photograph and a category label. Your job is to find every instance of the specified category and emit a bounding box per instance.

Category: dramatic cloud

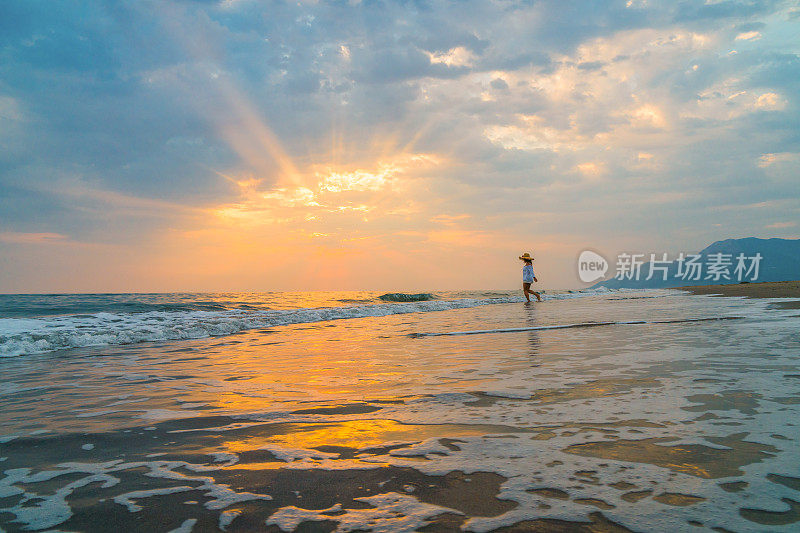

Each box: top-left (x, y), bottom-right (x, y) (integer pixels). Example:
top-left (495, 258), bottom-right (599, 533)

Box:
top-left (0, 0), bottom-right (798, 291)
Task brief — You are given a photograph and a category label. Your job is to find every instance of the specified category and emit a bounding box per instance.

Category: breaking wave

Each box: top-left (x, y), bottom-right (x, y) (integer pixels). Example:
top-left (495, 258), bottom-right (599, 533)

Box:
top-left (378, 293), bottom-right (435, 302)
top-left (0, 297), bottom-right (508, 357)
top-left (0, 289), bottom-right (627, 358)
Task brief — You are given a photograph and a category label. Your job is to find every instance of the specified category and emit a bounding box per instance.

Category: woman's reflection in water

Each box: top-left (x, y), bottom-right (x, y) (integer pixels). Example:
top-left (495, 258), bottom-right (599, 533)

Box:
top-left (524, 301), bottom-right (541, 356)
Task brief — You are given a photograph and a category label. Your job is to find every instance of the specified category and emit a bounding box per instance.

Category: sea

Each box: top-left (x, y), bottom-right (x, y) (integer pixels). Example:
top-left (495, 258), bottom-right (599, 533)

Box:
top-left (1, 289), bottom-right (799, 532)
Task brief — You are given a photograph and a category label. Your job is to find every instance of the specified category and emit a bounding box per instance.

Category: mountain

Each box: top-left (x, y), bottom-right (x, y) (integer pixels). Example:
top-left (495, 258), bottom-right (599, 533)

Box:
top-left (590, 237), bottom-right (800, 289)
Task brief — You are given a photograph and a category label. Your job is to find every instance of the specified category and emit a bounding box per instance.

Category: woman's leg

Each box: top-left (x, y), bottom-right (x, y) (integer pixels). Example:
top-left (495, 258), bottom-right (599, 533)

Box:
top-left (522, 282), bottom-right (531, 302)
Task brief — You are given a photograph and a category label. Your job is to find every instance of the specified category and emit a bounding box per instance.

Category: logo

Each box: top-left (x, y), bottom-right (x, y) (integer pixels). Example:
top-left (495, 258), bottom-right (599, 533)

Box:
top-left (578, 250), bottom-right (609, 283)
top-left (576, 250), bottom-right (762, 284)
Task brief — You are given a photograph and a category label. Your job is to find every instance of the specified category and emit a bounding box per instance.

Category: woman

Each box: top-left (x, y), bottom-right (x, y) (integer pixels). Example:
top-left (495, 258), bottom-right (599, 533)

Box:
top-left (519, 252), bottom-right (541, 302)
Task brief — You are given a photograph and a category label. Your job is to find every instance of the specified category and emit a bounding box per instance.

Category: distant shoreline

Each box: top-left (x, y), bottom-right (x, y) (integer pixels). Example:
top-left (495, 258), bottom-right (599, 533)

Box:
top-left (673, 280), bottom-right (800, 309)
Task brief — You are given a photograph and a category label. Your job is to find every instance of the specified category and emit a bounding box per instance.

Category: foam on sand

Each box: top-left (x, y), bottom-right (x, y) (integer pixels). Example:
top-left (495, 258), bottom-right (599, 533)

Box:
top-left (265, 493), bottom-right (461, 533)
top-left (3, 290), bottom-right (796, 531)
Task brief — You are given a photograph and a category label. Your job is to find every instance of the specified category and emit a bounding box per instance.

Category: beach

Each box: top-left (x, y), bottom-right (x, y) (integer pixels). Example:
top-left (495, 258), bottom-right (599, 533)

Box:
top-left (3, 0), bottom-right (799, 530)
top-left (676, 280), bottom-right (800, 298)
top-left (1, 289), bottom-right (800, 532)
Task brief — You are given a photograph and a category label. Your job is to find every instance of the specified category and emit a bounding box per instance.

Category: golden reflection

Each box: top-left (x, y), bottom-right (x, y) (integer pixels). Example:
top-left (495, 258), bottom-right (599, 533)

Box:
top-left (211, 419), bottom-right (528, 469)
top-left (266, 419), bottom-right (513, 450)
top-left (652, 492), bottom-right (707, 506)
top-left (564, 433), bottom-right (778, 479)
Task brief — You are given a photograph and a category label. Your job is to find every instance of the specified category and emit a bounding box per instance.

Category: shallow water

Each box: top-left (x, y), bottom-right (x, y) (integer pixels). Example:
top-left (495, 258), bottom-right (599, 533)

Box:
top-left (0, 290), bottom-right (529, 357)
top-left (1, 290), bottom-right (799, 532)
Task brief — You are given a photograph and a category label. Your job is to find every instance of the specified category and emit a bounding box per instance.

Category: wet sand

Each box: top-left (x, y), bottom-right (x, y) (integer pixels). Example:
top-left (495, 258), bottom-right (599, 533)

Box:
top-left (2, 291), bottom-right (800, 532)
top-left (675, 281), bottom-right (800, 309)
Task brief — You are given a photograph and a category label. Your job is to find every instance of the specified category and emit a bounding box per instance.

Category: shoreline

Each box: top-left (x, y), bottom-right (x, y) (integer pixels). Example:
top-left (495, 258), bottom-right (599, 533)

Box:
top-left (673, 280), bottom-right (800, 309)
top-left (3, 288), bottom-right (800, 531)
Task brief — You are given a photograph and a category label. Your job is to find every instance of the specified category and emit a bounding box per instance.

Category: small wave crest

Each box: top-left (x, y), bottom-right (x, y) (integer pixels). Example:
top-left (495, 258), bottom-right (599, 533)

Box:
top-left (0, 297), bottom-right (517, 357)
top-left (0, 288), bottom-right (627, 357)
top-left (379, 293), bottom-right (435, 302)
top-left (0, 294), bottom-right (248, 318)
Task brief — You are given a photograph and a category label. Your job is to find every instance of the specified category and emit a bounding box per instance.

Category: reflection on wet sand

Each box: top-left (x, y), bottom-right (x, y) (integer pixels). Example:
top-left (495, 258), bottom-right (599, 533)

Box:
top-left (2, 291), bottom-right (800, 531)
top-left (564, 433), bottom-right (778, 478)
top-left (464, 378), bottom-right (663, 408)
top-left (262, 419), bottom-right (530, 453)
top-left (0, 417), bottom-right (521, 531)
top-left (490, 512), bottom-right (633, 532)
top-left (740, 498), bottom-right (800, 526)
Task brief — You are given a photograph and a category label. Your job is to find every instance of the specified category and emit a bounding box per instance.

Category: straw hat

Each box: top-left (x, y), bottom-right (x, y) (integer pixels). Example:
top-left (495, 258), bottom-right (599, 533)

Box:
top-left (519, 252), bottom-right (534, 261)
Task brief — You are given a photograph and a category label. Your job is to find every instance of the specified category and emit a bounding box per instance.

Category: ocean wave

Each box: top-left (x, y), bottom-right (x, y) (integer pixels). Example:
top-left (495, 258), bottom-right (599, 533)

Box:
top-left (0, 298), bottom-right (497, 357)
top-left (0, 295), bottom-right (251, 318)
top-left (0, 289), bottom-right (620, 357)
top-left (378, 293), bottom-right (435, 302)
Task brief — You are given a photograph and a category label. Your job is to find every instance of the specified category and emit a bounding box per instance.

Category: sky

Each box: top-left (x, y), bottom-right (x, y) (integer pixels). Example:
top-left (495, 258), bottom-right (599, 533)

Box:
top-left (0, 0), bottom-right (798, 293)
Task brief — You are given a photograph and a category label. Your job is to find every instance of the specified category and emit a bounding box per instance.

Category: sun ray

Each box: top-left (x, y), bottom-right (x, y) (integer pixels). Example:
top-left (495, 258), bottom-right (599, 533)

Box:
top-left (152, 2), bottom-right (300, 185)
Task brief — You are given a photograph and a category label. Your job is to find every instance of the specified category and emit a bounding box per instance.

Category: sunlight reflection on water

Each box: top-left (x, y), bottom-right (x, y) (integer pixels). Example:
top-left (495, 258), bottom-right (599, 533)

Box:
top-left (1, 291), bottom-right (800, 531)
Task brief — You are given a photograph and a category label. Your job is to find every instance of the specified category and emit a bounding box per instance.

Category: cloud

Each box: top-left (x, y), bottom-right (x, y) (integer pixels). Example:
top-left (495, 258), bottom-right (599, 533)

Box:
top-left (766, 221), bottom-right (797, 229)
top-left (0, 232), bottom-right (69, 244)
top-left (735, 30), bottom-right (762, 40)
top-left (759, 152), bottom-right (800, 167)
top-left (575, 162), bottom-right (607, 178)
top-left (426, 46), bottom-right (476, 67)
top-left (0, 0), bottom-right (798, 290)
top-left (754, 91), bottom-right (787, 109)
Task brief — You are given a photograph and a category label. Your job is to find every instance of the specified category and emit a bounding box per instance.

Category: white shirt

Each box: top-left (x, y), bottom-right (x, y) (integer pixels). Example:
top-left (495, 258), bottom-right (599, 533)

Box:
top-left (522, 264), bottom-right (535, 283)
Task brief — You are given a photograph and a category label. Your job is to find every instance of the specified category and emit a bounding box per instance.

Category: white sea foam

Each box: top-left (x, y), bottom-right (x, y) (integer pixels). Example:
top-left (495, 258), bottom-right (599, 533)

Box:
top-left (0, 290), bottom-right (612, 357)
top-left (0, 458), bottom-right (273, 530)
top-left (265, 493), bottom-right (460, 533)
top-left (388, 438), bottom-right (452, 457)
top-left (113, 486), bottom-right (195, 513)
top-left (258, 444), bottom-right (340, 462)
top-left (219, 509), bottom-right (241, 531)
top-left (1, 293), bottom-right (799, 532)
